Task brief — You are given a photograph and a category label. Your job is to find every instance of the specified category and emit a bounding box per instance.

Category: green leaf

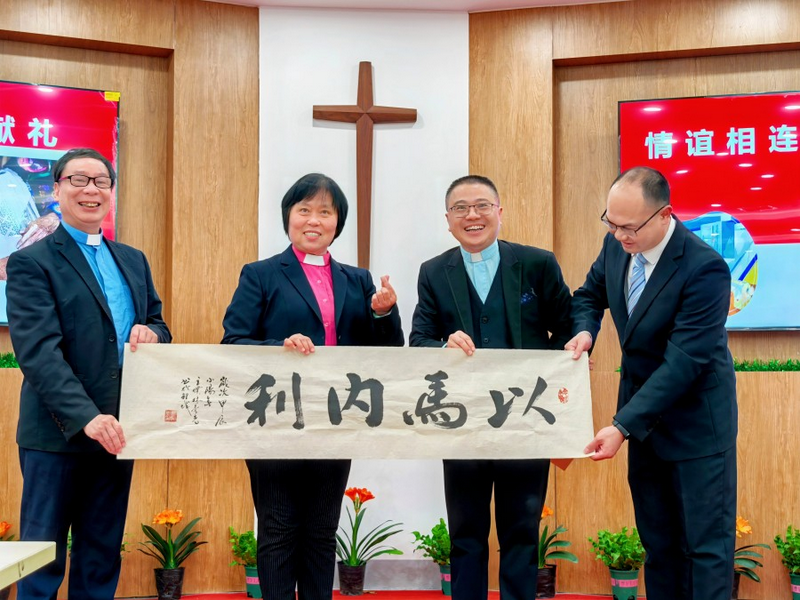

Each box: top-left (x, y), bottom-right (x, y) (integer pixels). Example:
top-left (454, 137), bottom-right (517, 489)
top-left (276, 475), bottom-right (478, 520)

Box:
top-left (545, 550), bottom-right (578, 563)
top-left (735, 568), bottom-right (761, 582)
top-left (137, 546), bottom-right (166, 565)
top-left (734, 557), bottom-right (761, 569)
top-left (173, 517), bottom-right (202, 549)
top-left (360, 547), bottom-right (404, 562)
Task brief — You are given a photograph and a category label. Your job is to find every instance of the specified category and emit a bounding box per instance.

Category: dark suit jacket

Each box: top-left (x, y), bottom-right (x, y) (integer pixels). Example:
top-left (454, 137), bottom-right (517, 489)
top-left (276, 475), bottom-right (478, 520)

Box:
top-left (571, 218), bottom-right (737, 461)
top-left (409, 240), bottom-right (572, 350)
top-left (6, 225), bottom-right (171, 453)
top-left (221, 245), bottom-right (404, 348)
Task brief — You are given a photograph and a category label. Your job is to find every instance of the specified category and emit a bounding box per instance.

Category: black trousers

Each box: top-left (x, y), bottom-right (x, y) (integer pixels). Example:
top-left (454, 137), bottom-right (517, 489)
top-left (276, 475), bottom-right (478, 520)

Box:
top-left (246, 459), bottom-right (351, 600)
top-left (443, 458), bottom-right (549, 600)
top-left (628, 442), bottom-right (737, 600)
top-left (17, 447), bottom-right (133, 600)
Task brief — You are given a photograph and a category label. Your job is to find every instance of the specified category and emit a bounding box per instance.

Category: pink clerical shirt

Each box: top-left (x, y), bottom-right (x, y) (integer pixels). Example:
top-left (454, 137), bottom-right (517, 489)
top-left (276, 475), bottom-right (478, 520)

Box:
top-left (292, 247), bottom-right (337, 346)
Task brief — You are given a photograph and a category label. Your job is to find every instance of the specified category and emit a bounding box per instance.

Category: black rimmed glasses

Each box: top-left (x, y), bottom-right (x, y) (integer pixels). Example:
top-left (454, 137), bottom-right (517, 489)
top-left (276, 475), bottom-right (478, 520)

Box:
top-left (58, 174), bottom-right (114, 190)
top-left (448, 202), bottom-right (499, 218)
top-left (601, 204), bottom-right (669, 237)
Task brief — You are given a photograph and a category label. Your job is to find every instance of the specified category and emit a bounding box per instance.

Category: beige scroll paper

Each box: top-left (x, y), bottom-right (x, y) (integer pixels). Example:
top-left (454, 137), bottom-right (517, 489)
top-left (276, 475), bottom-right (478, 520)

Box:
top-left (119, 345), bottom-right (593, 460)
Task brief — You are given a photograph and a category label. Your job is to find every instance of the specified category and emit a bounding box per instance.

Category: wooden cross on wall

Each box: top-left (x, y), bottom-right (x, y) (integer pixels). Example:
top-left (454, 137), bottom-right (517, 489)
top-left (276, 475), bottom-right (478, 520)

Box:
top-left (313, 61), bottom-right (417, 269)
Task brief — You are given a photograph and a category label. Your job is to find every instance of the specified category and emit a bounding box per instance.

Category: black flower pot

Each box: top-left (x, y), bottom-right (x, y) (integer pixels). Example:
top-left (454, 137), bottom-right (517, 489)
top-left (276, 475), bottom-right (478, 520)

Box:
top-left (536, 564), bottom-right (556, 598)
top-left (731, 571), bottom-right (741, 599)
top-left (154, 567), bottom-right (185, 600)
top-left (338, 561), bottom-right (366, 595)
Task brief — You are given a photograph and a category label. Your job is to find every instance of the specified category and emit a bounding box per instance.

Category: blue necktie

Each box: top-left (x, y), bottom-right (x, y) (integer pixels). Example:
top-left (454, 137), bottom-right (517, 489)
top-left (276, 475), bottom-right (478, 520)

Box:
top-left (627, 253), bottom-right (648, 315)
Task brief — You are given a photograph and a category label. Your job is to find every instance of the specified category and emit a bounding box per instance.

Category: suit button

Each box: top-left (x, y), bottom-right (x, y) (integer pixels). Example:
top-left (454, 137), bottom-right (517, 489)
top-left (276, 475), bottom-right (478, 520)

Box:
top-left (481, 316), bottom-right (489, 324)
top-left (483, 337), bottom-right (489, 344)
top-left (111, 371), bottom-right (118, 379)
top-left (109, 335), bottom-right (116, 343)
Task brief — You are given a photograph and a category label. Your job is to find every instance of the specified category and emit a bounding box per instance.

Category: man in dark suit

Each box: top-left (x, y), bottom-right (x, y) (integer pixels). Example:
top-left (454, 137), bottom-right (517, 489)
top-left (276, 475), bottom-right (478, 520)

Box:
top-left (410, 175), bottom-right (572, 600)
top-left (6, 148), bottom-right (171, 600)
top-left (567, 166), bottom-right (737, 600)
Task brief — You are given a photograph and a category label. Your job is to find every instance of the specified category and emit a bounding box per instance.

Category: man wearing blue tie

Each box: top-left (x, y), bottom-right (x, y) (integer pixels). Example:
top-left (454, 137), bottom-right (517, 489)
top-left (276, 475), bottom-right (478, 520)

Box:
top-left (567, 167), bottom-right (737, 600)
top-left (6, 148), bottom-right (171, 600)
top-left (410, 175), bottom-right (573, 600)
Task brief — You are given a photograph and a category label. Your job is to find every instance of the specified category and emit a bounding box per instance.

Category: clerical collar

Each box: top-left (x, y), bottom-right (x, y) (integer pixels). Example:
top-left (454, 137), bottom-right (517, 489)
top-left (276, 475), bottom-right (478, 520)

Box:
top-left (292, 246), bottom-right (330, 267)
top-left (460, 240), bottom-right (499, 263)
top-left (62, 222), bottom-right (103, 247)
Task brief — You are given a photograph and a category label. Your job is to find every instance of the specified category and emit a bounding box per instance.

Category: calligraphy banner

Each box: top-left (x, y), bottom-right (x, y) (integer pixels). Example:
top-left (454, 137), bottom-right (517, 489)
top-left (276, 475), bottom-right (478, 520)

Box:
top-left (119, 345), bottom-right (593, 460)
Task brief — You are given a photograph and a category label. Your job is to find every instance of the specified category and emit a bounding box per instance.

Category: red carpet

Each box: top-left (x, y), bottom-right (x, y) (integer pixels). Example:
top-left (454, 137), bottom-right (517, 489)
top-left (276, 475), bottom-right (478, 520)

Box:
top-left (140, 593), bottom-right (614, 599)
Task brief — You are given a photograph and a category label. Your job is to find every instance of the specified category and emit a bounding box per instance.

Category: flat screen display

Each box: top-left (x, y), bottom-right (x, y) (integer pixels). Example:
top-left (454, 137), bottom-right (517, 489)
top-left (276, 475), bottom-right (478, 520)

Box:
top-left (0, 80), bottom-right (120, 326)
top-left (619, 92), bottom-right (800, 330)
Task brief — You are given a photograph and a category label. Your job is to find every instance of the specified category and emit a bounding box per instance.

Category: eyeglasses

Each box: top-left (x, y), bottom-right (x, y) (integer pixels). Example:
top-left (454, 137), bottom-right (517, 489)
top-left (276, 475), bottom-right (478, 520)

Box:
top-left (58, 174), bottom-right (114, 190)
top-left (601, 205), bottom-right (669, 237)
top-left (448, 202), bottom-right (498, 218)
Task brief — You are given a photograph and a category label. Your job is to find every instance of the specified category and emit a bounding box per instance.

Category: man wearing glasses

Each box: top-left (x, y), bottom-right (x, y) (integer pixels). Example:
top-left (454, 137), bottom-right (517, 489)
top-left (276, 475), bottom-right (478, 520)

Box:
top-left (567, 166), bottom-right (737, 600)
top-left (410, 175), bottom-right (572, 600)
top-left (6, 148), bottom-right (171, 600)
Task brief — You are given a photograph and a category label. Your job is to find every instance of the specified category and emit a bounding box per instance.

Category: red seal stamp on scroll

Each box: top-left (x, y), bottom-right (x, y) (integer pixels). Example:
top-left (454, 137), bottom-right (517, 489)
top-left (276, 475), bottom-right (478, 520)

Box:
top-left (557, 388), bottom-right (569, 404)
top-left (164, 410), bottom-right (177, 423)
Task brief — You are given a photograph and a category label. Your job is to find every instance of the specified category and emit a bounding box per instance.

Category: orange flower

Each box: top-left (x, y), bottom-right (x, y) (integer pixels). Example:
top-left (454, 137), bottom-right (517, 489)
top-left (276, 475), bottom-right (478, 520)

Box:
top-left (345, 487), bottom-right (375, 504)
top-left (541, 505), bottom-right (554, 519)
top-left (153, 509), bottom-right (184, 527)
top-left (0, 521), bottom-right (11, 538)
top-left (735, 516), bottom-right (752, 538)
top-left (344, 487), bottom-right (376, 514)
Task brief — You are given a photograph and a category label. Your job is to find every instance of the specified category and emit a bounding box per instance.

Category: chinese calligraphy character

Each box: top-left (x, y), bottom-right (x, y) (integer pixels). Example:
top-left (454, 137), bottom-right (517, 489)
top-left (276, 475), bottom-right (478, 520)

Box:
top-left (179, 377), bottom-right (201, 424)
top-left (0, 115), bottom-right (15, 144)
top-left (245, 373), bottom-right (304, 430)
top-left (328, 373), bottom-right (384, 427)
top-left (403, 371), bottom-right (467, 429)
top-left (488, 377), bottom-right (555, 428)
top-left (27, 118), bottom-right (58, 148)
top-left (726, 127), bottom-right (756, 155)
top-left (645, 131), bottom-right (674, 159)
top-left (204, 377), bottom-right (216, 406)
top-left (215, 376), bottom-right (230, 426)
top-left (769, 124), bottom-right (798, 152)
top-left (686, 129), bottom-right (715, 156)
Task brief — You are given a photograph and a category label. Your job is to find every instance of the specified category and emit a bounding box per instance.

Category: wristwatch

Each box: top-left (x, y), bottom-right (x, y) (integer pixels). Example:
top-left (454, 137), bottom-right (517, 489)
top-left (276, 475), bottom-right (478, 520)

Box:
top-left (612, 418), bottom-right (631, 440)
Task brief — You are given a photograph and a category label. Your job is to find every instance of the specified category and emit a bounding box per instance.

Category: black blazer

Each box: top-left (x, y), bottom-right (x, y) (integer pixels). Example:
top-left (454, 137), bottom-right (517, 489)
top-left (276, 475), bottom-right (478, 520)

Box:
top-left (221, 245), bottom-right (404, 348)
top-left (410, 240), bottom-right (572, 350)
top-left (571, 218), bottom-right (737, 461)
top-left (6, 225), bottom-right (171, 453)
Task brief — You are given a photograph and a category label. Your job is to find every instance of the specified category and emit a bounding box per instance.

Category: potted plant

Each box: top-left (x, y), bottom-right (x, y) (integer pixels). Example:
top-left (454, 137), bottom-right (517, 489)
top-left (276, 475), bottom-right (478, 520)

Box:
top-left (0, 521), bottom-right (15, 600)
top-left (412, 518), bottom-right (451, 595)
top-left (336, 487), bottom-right (403, 595)
top-left (588, 527), bottom-right (645, 600)
top-left (537, 505), bottom-right (578, 598)
top-left (229, 527), bottom-right (261, 599)
top-left (774, 524), bottom-right (800, 600)
top-left (731, 516), bottom-right (770, 599)
top-left (138, 509), bottom-right (207, 600)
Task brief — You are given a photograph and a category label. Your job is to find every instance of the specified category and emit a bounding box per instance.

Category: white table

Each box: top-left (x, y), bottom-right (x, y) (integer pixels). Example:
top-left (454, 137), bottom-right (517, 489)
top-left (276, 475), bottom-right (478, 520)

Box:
top-left (0, 542), bottom-right (56, 589)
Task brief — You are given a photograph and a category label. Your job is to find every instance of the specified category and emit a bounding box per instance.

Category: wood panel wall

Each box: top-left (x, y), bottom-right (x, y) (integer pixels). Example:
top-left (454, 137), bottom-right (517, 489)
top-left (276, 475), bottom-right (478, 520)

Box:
top-left (471, 0), bottom-right (800, 596)
top-left (0, 0), bottom-right (259, 596)
top-left (2, 0), bottom-right (800, 597)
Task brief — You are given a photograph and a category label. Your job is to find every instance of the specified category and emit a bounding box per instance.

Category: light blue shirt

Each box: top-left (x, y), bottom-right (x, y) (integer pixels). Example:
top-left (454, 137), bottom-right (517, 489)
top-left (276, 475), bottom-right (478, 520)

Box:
top-left (459, 240), bottom-right (500, 303)
top-left (62, 222), bottom-right (135, 364)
